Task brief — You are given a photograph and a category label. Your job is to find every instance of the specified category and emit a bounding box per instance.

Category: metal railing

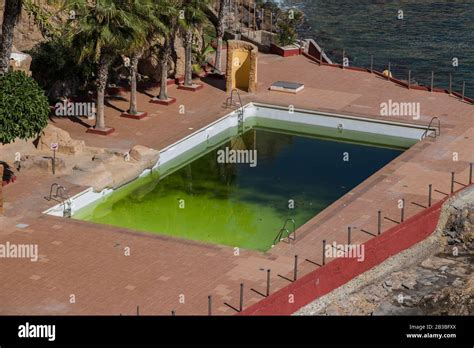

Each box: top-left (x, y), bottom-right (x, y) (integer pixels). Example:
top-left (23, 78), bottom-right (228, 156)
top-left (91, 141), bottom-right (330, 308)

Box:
top-left (421, 116), bottom-right (441, 139)
top-left (45, 183), bottom-right (72, 218)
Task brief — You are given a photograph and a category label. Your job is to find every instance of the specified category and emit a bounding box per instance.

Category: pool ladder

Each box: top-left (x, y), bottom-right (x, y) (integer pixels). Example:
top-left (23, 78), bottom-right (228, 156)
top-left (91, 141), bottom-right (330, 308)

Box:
top-left (45, 183), bottom-right (72, 218)
top-left (273, 218), bottom-right (296, 245)
top-left (421, 116), bottom-right (441, 140)
top-left (226, 88), bottom-right (244, 133)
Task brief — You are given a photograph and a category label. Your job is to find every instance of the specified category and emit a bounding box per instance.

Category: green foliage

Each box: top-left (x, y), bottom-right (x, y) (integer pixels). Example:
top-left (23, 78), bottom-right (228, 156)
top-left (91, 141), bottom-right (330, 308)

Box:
top-left (275, 9), bottom-right (304, 47)
top-left (193, 43), bottom-right (215, 67)
top-left (64, 0), bottom-right (148, 63)
top-left (0, 71), bottom-right (50, 145)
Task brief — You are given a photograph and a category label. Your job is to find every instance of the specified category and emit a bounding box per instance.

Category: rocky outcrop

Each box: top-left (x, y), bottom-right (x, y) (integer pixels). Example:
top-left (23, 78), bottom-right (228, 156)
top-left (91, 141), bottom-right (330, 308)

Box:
top-left (37, 124), bottom-right (85, 155)
top-left (296, 187), bottom-right (474, 316)
top-left (69, 145), bottom-right (160, 192)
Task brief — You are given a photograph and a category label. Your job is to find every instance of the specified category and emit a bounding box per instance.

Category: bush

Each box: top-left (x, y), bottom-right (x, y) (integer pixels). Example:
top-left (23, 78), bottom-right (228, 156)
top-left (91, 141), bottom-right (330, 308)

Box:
top-left (275, 9), bottom-right (304, 47)
top-left (0, 71), bottom-right (50, 145)
top-left (29, 38), bottom-right (95, 102)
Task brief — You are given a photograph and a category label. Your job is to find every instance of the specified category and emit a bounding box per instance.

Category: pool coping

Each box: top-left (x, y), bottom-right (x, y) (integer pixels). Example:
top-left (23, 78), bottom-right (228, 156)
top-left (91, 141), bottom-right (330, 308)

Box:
top-left (43, 102), bottom-right (435, 219)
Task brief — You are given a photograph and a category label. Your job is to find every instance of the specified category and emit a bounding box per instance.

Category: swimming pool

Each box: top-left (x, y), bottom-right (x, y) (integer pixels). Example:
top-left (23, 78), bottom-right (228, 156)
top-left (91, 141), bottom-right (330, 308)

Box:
top-left (72, 116), bottom-right (416, 251)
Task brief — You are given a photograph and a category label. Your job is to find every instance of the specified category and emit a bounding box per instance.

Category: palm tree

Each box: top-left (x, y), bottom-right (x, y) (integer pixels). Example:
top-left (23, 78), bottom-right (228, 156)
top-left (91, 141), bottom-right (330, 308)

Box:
top-left (151, 0), bottom-right (179, 103)
top-left (214, 0), bottom-right (225, 74)
top-left (179, 0), bottom-right (210, 88)
top-left (0, 0), bottom-right (22, 74)
top-left (65, 0), bottom-right (146, 133)
top-left (0, 0), bottom-right (58, 74)
top-left (125, 0), bottom-right (168, 116)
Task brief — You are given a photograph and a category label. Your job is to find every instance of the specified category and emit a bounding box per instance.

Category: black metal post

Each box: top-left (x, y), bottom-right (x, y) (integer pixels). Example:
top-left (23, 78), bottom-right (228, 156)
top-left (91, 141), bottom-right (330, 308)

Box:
top-left (293, 255), bottom-right (298, 281)
top-left (377, 210), bottom-right (382, 235)
top-left (208, 295), bottom-right (212, 316)
top-left (428, 184), bottom-right (432, 207)
top-left (401, 199), bottom-right (405, 223)
top-left (451, 172), bottom-right (455, 194)
top-left (449, 73), bottom-right (452, 94)
top-left (266, 269), bottom-right (271, 296)
top-left (239, 283), bottom-right (244, 312)
top-left (470, 163), bottom-right (473, 185)
top-left (171, 310), bottom-right (175, 316)
top-left (322, 239), bottom-right (327, 265)
top-left (137, 306), bottom-right (139, 316)
top-left (348, 226), bottom-right (352, 245)
top-left (431, 71), bottom-right (434, 92)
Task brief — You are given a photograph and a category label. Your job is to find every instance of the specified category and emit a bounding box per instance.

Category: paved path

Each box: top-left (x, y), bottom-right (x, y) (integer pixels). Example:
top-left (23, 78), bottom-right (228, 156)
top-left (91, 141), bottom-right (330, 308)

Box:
top-left (1, 53), bottom-right (473, 315)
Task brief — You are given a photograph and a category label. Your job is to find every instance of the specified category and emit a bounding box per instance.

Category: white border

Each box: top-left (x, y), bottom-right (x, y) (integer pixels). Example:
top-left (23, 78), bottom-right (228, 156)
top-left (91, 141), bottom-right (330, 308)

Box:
top-left (43, 103), bottom-right (431, 217)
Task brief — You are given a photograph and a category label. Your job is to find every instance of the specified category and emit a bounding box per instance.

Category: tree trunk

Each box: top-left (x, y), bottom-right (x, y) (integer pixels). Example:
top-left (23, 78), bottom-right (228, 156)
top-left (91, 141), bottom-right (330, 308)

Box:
top-left (128, 52), bottom-right (141, 115)
top-left (215, 37), bottom-right (223, 73)
top-left (158, 38), bottom-right (170, 100)
top-left (0, 0), bottom-right (22, 74)
top-left (95, 54), bottom-right (111, 130)
top-left (214, 0), bottom-right (225, 73)
top-left (184, 31), bottom-right (193, 87)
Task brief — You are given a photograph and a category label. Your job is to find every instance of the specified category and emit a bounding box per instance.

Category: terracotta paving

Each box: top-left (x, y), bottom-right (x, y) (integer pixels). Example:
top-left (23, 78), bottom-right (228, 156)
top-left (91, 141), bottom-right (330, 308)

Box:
top-left (1, 53), bottom-right (473, 315)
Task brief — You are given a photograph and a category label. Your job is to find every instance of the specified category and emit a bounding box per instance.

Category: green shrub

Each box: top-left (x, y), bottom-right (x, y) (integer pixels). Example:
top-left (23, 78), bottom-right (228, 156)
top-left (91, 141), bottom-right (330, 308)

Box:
top-left (0, 71), bottom-right (50, 145)
top-left (29, 38), bottom-right (95, 102)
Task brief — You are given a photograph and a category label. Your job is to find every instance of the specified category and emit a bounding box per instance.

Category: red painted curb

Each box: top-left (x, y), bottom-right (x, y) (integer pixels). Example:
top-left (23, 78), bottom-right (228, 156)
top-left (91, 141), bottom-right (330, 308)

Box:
top-left (239, 193), bottom-right (454, 316)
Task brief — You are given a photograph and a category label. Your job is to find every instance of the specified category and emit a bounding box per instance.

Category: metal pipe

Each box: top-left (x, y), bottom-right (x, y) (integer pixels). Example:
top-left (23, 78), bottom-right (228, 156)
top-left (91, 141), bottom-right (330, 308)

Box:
top-left (266, 269), bottom-right (271, 296)
top-left (322, 240), bottom-right (327, 265)
top-left (451, 172), bottom-right (455, 194)
top-left (428, 184), bottom-right (432, 207)
top-left (431, 71), bottom-right (434, 92)
top-left (208, 295), bottom-right (212, 316)
top-left (293, 255), bottom-right (298, 281)
top-left (377, 211), bottom-right (382, 235)
top-left (401, 198), bottom-right (405, 223)
top-left (239, 283), bottom-right (244, 312)
top-left (470, 163), bottom-right (473, 185)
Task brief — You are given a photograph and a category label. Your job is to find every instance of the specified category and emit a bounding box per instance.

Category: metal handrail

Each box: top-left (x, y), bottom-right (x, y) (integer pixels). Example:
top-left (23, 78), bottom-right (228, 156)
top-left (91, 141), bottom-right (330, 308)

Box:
top-left (422, 116), bottom-right (441, 139)
top-left (273, 218), bottom-right (297, 245)
top-left (45, 183), bottom-right (72, 218)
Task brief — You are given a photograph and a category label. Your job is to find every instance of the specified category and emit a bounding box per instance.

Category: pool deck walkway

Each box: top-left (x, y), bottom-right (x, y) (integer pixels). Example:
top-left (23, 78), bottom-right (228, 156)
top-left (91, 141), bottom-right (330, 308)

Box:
top-left (1, 52), bottom-right (473, 315)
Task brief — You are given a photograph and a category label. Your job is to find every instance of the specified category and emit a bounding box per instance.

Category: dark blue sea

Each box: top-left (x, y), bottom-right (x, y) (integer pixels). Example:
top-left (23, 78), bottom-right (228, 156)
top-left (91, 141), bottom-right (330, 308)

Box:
top-left (279, 0), bottom-right (474, 96)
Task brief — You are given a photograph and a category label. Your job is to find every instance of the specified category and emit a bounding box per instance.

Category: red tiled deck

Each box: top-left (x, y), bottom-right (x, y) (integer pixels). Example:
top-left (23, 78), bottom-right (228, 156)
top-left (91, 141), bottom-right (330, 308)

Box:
top-left (1, 53), bottom-right (473, 315)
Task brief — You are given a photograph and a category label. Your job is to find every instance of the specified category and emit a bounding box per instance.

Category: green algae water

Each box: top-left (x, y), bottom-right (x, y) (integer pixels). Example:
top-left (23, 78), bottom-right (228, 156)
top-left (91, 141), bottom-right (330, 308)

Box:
top-left (75, 124), bottom-right (409, 251)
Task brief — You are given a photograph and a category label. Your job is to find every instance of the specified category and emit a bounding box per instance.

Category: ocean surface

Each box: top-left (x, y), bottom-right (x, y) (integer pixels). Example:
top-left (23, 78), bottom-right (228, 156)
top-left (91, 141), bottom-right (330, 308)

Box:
top-left (279, 0), bottom-right (474, 96)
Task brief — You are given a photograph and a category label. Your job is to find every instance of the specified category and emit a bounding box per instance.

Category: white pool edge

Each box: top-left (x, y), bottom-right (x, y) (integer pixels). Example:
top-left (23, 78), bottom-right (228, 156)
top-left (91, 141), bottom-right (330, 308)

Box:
top-left (43, 103), bottom-right (433, 217)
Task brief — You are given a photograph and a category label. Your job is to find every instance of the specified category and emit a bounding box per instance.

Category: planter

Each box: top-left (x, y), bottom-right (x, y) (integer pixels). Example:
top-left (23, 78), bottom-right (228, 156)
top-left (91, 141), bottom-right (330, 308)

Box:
top-left (120, 111), bottom-right (148, 120)
top-left (177, 83), bottom-right (204, 92)
top-left (270, 43), bottom-right (303, 58)
top-left (149, 96), bottom-right (177, 106)
top-left (86, 127), bottom-right (115, 135)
